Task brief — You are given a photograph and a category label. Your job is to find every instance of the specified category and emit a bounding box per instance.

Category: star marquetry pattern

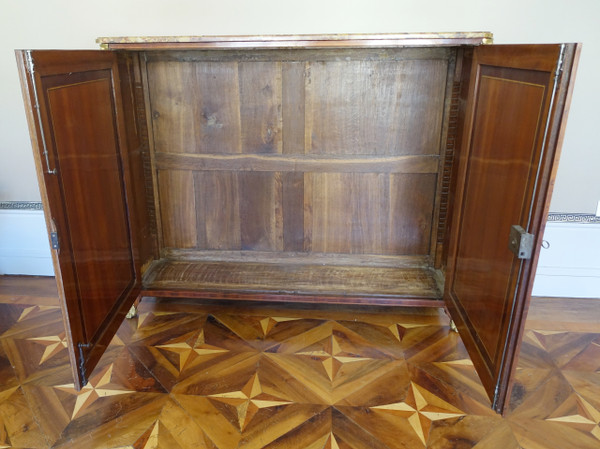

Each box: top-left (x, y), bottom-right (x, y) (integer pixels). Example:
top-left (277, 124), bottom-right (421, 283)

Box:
top-left (371, 381), bottom-right (465, 445)
top-left (546, 392), bottom-right (600, 441)
top-left (259, 316), bottom-right (299, 335)
top-left (207, 373), bottom-right (291, 431)
top-left (388, 322), bottom-right (432, 342)
top-left (526, 330), bottom-right (567, 351)
top-left (310, 432), bottom-right (340, 449)
top-left (17, 305), bottom-right (59, 322)
top-left (156, 330), bottom-right (228, 372)
top-left (26, 332), bottom-right (68, 364)
top-left (55, 364), bottom-right (135, 419)
top-left (296, 334), bottom-right (372, 381)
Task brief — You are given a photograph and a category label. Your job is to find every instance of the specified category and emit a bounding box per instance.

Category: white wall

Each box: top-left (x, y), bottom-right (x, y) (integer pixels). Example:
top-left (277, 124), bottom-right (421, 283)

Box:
top-left (1, 0), bottom-right (599, 212)
top-left (533, 220), bottom-right (600, 298)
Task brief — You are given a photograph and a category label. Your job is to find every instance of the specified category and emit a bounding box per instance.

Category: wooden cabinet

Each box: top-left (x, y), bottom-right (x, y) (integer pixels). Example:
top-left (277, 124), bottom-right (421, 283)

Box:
top-left (16, 32), bottom-right (580, 414)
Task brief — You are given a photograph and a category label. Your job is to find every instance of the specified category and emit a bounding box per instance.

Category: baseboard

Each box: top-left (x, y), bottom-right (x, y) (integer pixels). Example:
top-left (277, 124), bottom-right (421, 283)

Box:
top-left (0, 205), bottom-right (53, 276)
top-left (532, 215), bottom-right (600, 298)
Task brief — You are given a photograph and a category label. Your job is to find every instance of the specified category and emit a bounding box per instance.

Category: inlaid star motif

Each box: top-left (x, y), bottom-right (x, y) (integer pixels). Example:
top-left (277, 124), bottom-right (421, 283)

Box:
top-left (55, 364), bottom-right (135, 419)
top-left (296, 334), bottom-right (372, 381)
top-left (207, 373), bottom-right (291, 431)
top-left (387, 322), bottom-right (432, 342)
top-left (156, 330), bottom-right (228, 372)
top-left (311, 432), bottom-right (340, 449)
top-left (17, 305), bottom-right (59, 322)
top-left (259, 317), bottom-right (300, 336)
top-left (136, 311), bottom-right (180, 330)
top-left (546, 393), bottom-right (600, 441)
top-left (137, 420), bottom-right (159, 449)
top-left (0, 386), bottom-right (19, 404)
top-left (371, 381), bottom-right (465, 445)
top-left (27, 332), bottom-right (68, 364)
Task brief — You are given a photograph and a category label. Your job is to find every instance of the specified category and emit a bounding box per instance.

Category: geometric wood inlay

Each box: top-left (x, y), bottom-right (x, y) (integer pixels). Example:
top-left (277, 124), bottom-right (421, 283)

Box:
top-left (1, 277), bottom-right (600, 448)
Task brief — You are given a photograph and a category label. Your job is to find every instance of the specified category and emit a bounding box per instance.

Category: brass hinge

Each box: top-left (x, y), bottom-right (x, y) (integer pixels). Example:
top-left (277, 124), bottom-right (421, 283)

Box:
top-left (508, 225), bottom-right (534, 259)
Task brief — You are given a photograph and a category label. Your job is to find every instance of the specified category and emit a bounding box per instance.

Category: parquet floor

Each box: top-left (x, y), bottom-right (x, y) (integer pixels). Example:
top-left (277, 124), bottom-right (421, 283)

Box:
top-left (0, 276), bottom-right (599, 448)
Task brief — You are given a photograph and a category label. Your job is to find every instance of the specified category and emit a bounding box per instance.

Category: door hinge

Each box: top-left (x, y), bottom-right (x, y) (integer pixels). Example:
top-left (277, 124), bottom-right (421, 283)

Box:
top-left (50, 232), bottom-right (59, 250)
top-left (25, 51), bottom-right (57, 176)
top-left (508, 225), bottom-right (534, 259)
top-left (555, 43), bottom-right (566, 78)
top-left (77, 342), bottom-right (92, 386)
top-left (25, 51), bottom-right (35, 75)
top-left (492, 383), bottom-right (501, 411)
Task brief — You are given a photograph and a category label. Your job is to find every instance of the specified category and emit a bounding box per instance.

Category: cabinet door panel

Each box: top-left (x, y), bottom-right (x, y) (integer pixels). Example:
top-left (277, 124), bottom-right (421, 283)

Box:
top-left (445, 44), bottom-right (580, 414)
top-left (16, 50), bottom-right (141, 388)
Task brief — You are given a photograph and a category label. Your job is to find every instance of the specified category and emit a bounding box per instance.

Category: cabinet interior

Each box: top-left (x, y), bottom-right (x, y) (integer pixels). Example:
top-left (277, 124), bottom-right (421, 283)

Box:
top-left (131, 46), bottom-right (463, 303)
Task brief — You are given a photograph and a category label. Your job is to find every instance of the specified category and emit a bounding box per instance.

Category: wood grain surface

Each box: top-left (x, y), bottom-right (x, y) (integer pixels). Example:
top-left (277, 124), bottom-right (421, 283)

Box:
top-left (1, 275), bottom-right (599, 449)
top-left (144, 48), bottom-right (450, 263)
top-left (142, 259), bottom-right (443, 299)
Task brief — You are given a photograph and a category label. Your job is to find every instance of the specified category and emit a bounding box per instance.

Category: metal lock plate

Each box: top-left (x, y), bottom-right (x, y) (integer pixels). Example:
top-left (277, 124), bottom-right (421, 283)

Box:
top-left (508, 225), bottom-right (534, 259)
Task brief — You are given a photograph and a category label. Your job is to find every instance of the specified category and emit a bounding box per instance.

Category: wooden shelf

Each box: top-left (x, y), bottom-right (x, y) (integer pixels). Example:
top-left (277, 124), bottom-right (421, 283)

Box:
top-left (142, 259), bottom-right (443, 306)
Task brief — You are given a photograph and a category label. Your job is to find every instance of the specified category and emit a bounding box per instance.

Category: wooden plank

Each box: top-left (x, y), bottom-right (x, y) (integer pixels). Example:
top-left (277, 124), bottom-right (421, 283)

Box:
top-left (303, 173), bottom-right (313, 252)
top-left (142, 259), bottom-right (442, 299)
top-left (154, 153), bottom-right (439, 173)
top-left (389, 174), bottom-right (438, 254)
top-left (308, 173), bottom-right (380, 254)
top-left (305, 59), bottom-right (448, 156)
top-left (282, 61), bottom-right (306, 154)
top-left (238, 61), bottom-right (283, 153)
top-left (194, 171), bottom-right (241, 250)
top-left (239, 172), bottom-right (283, 251)
top-left (143, 47), bottom-right (452, 64)
top-left (282, 172), bottom-right (304, 252)
top-left (157, 170), bottom-right (197, 248)
top-left (146, 60), bottom-right (242, 154)
top-left (161, 248), bottom-right (431, 268)
top-left (306, 173), bottom-right (436, 256)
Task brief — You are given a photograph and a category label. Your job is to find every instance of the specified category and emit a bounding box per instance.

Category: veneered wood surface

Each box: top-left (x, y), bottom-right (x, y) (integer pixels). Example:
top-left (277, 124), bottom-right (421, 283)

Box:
top-left (444, 44), bottom-right (579, 413)
top-left (2, 275), bottom-right (600, 449)
top-left (16, 50), bottom-right (142, 388)
top-left (46, 75), bottom-right (134, 340)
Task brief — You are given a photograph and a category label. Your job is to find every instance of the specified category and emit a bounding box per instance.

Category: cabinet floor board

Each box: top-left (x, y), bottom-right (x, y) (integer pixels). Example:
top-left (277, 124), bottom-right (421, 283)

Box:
top-left (0, 275), bottom-right (598, 448)
top-left (143, 259), bottom-right (443, 301)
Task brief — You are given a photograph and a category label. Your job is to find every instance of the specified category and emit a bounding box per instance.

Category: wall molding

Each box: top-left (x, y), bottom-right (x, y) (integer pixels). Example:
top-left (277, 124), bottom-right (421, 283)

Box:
top-left (0, 201), bottom-right (43, 211)
top-left (547, 212), bottom-right (600, 224)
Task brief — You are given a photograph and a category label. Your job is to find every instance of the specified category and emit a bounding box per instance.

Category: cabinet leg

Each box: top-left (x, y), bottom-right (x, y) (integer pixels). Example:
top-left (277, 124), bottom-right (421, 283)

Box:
top-left (449, 320), bottom-right (458, 333)
top-left (126, 304), bottom-right (138, 319)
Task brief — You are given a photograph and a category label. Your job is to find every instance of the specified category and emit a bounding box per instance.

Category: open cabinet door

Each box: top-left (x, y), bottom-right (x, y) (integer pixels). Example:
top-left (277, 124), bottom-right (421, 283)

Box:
top-left (444, 43), bottom-right (580, 414)
top-left (16, 50), bottom-right (143, 388)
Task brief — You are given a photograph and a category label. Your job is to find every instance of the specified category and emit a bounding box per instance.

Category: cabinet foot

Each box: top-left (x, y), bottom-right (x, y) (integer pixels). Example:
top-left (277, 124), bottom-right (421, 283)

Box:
top-left (125, 304), bottom-right (138, 319)
top-left (449, 320), bottom-right (458, 333)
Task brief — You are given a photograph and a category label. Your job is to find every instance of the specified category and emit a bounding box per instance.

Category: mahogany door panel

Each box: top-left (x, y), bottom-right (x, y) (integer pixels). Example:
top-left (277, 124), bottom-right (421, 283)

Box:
top-left (445, 44), bottom-right (580, 414)
top-left (16, 50), bottom-right (142, 388)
